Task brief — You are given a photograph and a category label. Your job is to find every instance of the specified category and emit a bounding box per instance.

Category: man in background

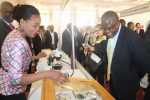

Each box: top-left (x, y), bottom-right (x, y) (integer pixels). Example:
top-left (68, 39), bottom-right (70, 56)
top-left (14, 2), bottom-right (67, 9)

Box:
top-left (62, 24), bottom-right (83, 62)
top-left (31, 26), bottom-right (46, 55)
top-left (127, 21), bottom-right (135, 31)
top-left (45, 25), bottom-right (58, 50)
top-left (0, 1), bottom-right (14, 68)
top-left (119, 19), bottom-right (126, 27)
top-left (135, 22), bottom-right (144, 38)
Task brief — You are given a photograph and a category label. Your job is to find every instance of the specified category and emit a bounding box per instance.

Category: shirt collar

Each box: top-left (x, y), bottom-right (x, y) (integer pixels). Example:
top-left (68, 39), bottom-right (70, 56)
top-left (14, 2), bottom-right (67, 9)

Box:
top-left (109, 24), bottom-right (121, 41)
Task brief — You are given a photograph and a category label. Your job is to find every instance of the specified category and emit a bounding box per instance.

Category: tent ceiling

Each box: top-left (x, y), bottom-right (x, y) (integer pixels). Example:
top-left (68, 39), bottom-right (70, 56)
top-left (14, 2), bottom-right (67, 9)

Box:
top-left (1, 0), bottom-right (150, 12)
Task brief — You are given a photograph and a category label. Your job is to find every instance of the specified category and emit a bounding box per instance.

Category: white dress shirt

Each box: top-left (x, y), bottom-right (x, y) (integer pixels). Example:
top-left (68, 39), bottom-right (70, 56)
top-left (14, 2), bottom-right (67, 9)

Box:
top-left (50, 32), bottom-right (55, 45)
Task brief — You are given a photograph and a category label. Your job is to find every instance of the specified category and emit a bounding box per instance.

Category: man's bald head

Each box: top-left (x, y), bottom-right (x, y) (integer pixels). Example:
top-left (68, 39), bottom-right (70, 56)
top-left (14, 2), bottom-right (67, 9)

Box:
top-left (101, 11), bottom-right (120, 38)
top-left (101, 11), bottom-right (119, 29)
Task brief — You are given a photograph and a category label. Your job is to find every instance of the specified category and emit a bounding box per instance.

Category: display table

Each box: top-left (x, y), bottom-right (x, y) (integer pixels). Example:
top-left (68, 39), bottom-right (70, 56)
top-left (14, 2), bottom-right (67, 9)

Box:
top-left (41, 78), bottom-right (114, 100)
top-left (28, 49), bottom-right (114, 100)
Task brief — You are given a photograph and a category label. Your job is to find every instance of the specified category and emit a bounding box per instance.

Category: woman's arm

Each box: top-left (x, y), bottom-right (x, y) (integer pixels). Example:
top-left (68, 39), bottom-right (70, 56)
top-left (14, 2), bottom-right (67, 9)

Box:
top-left (20, 70), bottom-right (67, 85)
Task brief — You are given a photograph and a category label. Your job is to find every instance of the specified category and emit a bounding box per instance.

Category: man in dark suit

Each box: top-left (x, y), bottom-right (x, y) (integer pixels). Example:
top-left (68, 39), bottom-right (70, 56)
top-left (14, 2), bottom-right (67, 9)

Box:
top-left (62, 24), bottom-right (83, 62)
top-left (45, 25), bottom-right (58, 50)
top-left (62, 24), bottom-right (72, 57)
top-left (95, 11), bottom-right (150, 100)
top-left (32, 35), bottom-right (43, 55)
top-left (119, 19), bottom-right (126, 27)
top-left (0, 1), bottom-right (14, 67)
top-left (31, 26), bottom-right (46, 55)
top-left (135, 23), bottom-right (145, 38)
top-left (127, 21), bottom-right (135, 31)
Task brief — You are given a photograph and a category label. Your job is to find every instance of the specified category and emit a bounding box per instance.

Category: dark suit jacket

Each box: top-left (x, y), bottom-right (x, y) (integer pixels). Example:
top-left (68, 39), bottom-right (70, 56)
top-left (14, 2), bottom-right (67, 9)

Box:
top-left (0, 19), bottom-right (13, 67)
top-left (95, 26), bottom-right (150, 100)
top-left (61, 29), bottom-right (82, 61)
top-left (32, 35), bottom-right (43, 55)
top-left (135, 29), bottom-right (144, 38)
top-left (45, 31), bottom-right (58, 50)
top-left (62, 29), bottom-right (72, 56)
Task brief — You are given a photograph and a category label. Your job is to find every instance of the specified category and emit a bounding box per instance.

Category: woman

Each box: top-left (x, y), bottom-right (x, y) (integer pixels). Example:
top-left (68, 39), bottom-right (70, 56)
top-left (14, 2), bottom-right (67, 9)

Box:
top-left (0, 5), bottom-right (67, 100)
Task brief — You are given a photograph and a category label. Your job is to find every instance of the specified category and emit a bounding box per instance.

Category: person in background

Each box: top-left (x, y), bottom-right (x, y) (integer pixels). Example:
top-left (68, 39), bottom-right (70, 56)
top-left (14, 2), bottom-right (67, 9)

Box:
top-left (82, 26), bottom-right (92, 46)
top-left (31, 27), bottom-right (45, 56)
top-left (0, 1), bottom-right (14, 68)
top-left (127, 21), bottom-right (135, 31)
top-left (96, 10), bottom-right (150, 100)
top-left (94, 24), bottom-right (106, 44)
top-left (38, 26), bottom-right (46, 48)
top-left (45, 25), bottom-right (58, 50)
top-left (80, 26), bottom-right (94, 73)
top-left (62, 23), bottom-right (83, 62)
top-left (0, 4), bottom-right (67, 100)
top-left (119, 19), bottom-right (126, 27)
top-left (135, 22), bottom-right (145, 38)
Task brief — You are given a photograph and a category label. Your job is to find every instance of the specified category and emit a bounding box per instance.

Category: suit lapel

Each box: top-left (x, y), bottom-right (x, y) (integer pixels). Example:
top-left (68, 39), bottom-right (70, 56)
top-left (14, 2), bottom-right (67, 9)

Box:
top-left (111, 26), bottom-right (125, 63)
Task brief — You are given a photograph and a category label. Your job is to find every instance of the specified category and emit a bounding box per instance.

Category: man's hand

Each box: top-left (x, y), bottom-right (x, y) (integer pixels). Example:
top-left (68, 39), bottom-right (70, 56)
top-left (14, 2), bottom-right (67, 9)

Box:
top-left (37, 52), bottom-right (47, 59)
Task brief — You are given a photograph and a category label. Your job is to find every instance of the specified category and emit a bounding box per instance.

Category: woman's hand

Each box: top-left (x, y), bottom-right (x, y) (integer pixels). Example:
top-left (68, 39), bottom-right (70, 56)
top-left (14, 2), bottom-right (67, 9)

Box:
top-left (47, 70), bottom-right (68, 84)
